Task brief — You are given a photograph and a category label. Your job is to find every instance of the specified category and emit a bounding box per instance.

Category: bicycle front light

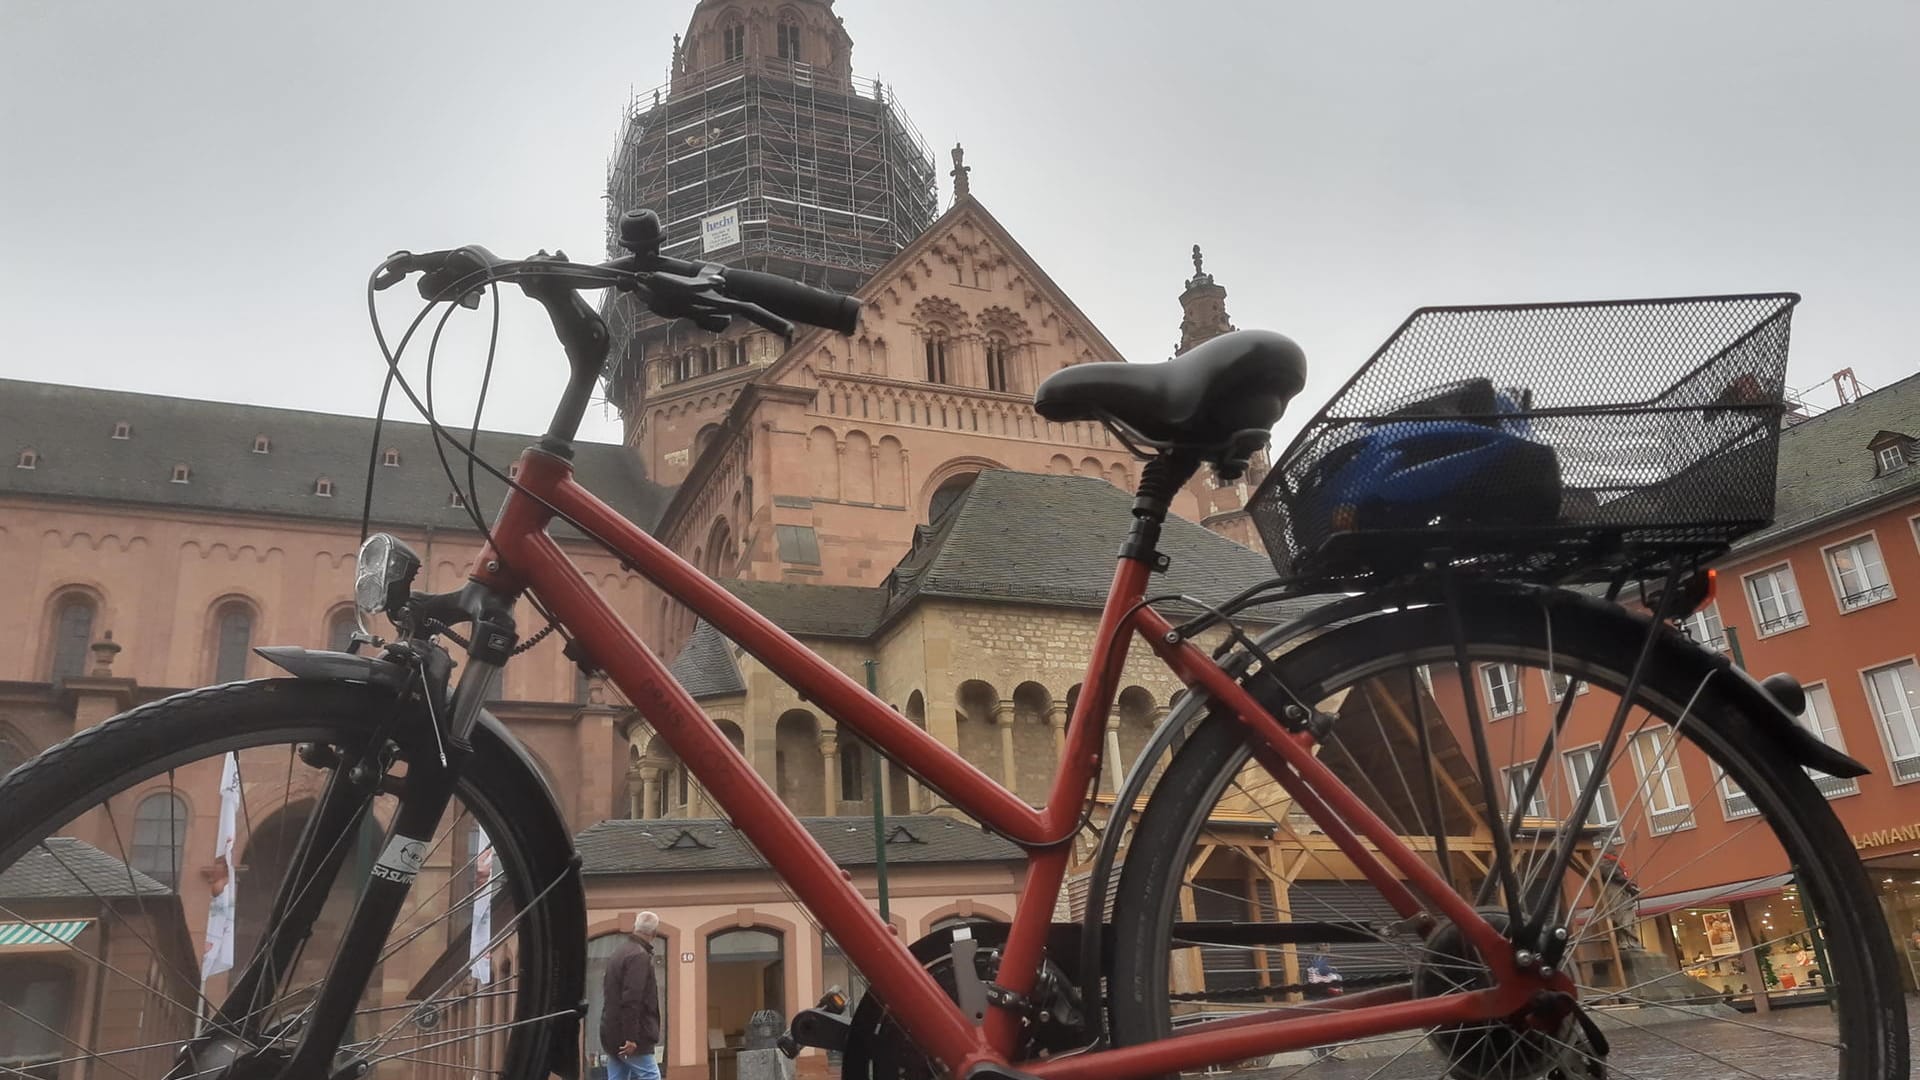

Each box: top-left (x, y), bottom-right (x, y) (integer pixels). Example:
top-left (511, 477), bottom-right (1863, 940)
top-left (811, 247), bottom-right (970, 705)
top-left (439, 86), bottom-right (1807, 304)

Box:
top-left (355, 533), bottom-right (423, 628)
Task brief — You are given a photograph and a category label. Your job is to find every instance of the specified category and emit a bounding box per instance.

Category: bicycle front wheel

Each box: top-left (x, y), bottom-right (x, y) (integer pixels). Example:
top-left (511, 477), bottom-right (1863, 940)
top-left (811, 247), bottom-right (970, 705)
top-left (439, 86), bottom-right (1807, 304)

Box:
top-left (0, 679), bottom-right (577, 1080)
top-left (1110, 589), bottom-right (1907, 1078)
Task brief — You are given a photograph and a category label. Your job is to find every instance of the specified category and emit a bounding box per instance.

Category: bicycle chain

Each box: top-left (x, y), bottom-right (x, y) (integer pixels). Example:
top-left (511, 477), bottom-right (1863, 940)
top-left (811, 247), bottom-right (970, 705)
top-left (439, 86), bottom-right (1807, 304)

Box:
top-left (1167, 970), bottom-right (1411, 1003)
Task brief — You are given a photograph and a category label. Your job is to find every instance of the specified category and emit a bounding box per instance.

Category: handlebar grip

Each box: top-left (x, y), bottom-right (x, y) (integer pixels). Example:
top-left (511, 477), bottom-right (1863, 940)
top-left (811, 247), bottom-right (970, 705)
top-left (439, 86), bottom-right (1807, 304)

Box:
top-left (719, 268), bottom-right (861, 334)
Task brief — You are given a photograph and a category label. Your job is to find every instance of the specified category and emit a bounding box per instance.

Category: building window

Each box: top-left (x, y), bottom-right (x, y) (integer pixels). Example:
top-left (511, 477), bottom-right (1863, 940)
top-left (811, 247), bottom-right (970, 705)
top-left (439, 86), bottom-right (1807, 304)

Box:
top-left (16, 448), bottom-right (37, 469)
top-left (777, 20), bottom-right (802, 60)
top-left (1628, 727), bottom-right (1694, 833)
top-left (382, 448), bottom-right (401, 467)
top-left (327, 608), bottom-right (358, 653)
top-left (840, 734), bottom-right (865, 803)
top-left (1864, 659), bottom-right (1920, 783)
top-left (1877, 444), bottom-right (1908, 474)
top-left (1544, 669), bottom-right (1588, 703)
top-left (449, 490), bottom-right (467, 509)
top-left (1743, 563), bottom-right (1805, 636)
top-left (923, 331), bottom-right (950, 384)
top-left (1678, 603), bottom-right (1725, 652)
top-left (314, 477), bottom-right (333, 497)
top-left (131, 791), bottom-right (188, 888)
top-left (252, 434), bottom-right (271, 454)
top-left (774, 524), bottom-right (821, 566)
top-left (170, 463), bottom-right (191, 484)
top-left (1478, 662), bottom-right (1522, 718)
top-left (508, 463), bottom-right (521, 481)
top-left (112, 421), bottom-right (131, 440)
top-left (1562, 746), bottom-right (1619, 828)
top-left (1825, 534), bottom-right (1892, 611)
top-left (1502, 764), bottom-right (1548, 818)
top-left (723, 22), bottom-right (745, 61)
top-left (50, 595), bottom-right (96, 681)
top-left (213, 603), bottom-right (254, 683)
top-left (1, 960), bottom-right (75, 1064)
top-left (985, 335), bottom-right (1011, 393)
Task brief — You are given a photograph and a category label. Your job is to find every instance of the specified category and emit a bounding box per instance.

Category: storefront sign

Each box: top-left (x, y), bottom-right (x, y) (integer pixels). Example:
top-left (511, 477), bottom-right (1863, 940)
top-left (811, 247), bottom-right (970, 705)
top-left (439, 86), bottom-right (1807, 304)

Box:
top-left (1851, 822), bottom-right (1920, 851)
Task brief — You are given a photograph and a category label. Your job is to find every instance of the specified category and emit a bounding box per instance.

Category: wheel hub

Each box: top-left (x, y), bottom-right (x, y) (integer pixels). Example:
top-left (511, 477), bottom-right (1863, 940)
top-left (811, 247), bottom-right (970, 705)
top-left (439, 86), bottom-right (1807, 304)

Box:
top-left (1415, 911), bottom-right (1597, 1080)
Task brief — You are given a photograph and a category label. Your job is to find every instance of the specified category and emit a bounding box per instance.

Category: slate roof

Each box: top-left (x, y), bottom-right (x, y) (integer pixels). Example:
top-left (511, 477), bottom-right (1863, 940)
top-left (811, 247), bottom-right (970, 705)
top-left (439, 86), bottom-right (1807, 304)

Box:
top-left (1736, 372), bottom-right (1920, 550)
top-left (575, 815), bottom-right (1023, 875)
top-left (880, 470), bottom-right (1320, 625)
top-left (667, 619), bottom-right (746, 698)
top-left (0, 379), bottom-right (673, 535)
top-left (0, 837), bottom-right (171, 900)
top-left (721, 580), bottom-right (891, 638)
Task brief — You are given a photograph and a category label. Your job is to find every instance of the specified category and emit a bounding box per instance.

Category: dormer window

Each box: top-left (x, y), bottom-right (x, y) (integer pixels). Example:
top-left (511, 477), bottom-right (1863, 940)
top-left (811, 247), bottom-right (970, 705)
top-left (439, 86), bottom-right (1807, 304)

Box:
top-left (314, 477), bottom-right (334, 497)
top-left (1878, 444), bottom-right (1908, 474)
top-left (449, 491), bottom-right (467, 508)
top-left (382, 449), bottom-right (401, 468)
top-left (507, 463), bottom-right (521, 481)
top-left (111, 421), bottom-right (131, 440)
top-left (170, 464), bottom-right (191, 484)
top-left (16, 448), bottom-right (37, 469)
top-left (252, 434), bottom-right (271, 454)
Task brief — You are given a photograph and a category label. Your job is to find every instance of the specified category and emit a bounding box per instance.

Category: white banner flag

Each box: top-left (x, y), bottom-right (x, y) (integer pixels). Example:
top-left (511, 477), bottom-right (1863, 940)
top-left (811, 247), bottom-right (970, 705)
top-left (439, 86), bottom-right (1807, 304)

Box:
top-left (468, 827), bottom-right (495, 983)
top-left (200, 752), bottom-right (241, 984)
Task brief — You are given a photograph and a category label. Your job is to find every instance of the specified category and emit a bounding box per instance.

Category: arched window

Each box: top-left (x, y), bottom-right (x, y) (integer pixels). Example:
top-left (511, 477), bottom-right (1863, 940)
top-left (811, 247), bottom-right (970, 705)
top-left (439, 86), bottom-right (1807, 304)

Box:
top-left (699, 346), bottom-right (717, 376)
top-left (840, 733), bottom-right (866, 803)
top-left (587, 933), bottom-right (670, 1066)
top-left (923, 329), bottom-right (950, 384)
top-left (50, 593), bottom-right (96, 680)
top-left (326, 608), bottom-right (358, 653)
top-left (0, 732), bottom-right (29, 778)
top-left (777, 19), bottom-right (802, 60)
top-left (985, 335), bottom-right (1011, 393)
top-left (212, 601), bottom-right (254, 683)
top-left (929, 473), bottom-right (977, 524)
top-left (723, 21), bottom-right (746, 61)
top-left (132, 791), bottom-right (188, 888)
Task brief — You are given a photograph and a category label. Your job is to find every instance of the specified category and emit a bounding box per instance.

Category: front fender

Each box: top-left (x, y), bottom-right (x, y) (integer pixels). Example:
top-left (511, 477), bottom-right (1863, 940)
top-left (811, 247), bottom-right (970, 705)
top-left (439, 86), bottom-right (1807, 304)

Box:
top-left (257, 646), bottom-right (589, 1078)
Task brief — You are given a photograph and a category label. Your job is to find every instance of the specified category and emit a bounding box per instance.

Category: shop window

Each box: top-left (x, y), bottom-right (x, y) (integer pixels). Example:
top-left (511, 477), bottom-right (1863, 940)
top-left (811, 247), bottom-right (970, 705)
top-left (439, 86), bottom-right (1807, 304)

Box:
top-left (584, 933), bottom-right (670, 1075)
top-left (0, 960), bottom-right (75, 1069)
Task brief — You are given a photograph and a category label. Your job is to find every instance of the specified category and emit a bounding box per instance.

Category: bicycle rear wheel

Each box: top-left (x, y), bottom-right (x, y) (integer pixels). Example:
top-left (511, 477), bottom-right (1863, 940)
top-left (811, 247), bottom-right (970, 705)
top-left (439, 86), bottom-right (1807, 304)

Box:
top-left (0, 679), bottom-right (576, 1080)
top-left (1109, 589), bottom-right (1907, 1078)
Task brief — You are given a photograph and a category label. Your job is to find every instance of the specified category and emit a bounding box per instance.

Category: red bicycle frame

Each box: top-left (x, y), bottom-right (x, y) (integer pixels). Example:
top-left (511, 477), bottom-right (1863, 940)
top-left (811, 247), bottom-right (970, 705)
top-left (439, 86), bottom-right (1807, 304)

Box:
top-left (472, 446), bottom-right (1555, 1080)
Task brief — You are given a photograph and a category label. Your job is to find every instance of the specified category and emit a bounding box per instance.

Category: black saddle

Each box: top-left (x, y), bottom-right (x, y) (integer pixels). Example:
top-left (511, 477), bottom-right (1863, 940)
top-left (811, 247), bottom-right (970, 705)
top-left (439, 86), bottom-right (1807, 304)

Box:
top-left (1033, 329), bottom-right (1308, 460)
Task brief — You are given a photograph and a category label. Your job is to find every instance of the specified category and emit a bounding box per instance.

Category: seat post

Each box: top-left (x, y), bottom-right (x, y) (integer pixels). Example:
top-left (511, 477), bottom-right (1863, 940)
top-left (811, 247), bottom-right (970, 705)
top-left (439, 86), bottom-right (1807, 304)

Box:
top-left (1120, 454), bottom-right (1198, 567)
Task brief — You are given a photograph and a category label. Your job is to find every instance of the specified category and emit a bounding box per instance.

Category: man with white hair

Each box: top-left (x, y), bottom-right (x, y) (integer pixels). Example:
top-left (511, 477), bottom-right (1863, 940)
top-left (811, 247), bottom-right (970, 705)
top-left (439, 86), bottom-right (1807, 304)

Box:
top-left (600, 910), bottom-right (664, 1080)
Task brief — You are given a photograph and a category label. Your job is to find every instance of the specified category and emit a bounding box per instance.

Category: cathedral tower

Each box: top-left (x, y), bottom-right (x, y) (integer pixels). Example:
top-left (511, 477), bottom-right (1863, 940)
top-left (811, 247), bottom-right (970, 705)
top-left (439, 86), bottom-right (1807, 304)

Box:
top-left (603, 0), bottom-right (939, 484)
top-left (1178, 246), bottom-right (1271, 553)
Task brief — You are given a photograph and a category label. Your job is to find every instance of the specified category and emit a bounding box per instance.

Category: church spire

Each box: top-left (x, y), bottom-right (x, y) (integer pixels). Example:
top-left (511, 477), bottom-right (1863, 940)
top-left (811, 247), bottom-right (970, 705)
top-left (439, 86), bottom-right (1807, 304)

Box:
top-left (1176, 243), bottom-right (1234, 355)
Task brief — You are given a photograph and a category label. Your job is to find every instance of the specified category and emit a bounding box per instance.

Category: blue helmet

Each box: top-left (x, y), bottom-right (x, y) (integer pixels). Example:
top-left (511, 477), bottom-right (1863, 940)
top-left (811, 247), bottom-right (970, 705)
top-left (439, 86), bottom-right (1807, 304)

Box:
top-left (1294, 381), bottom-right (1561, 545)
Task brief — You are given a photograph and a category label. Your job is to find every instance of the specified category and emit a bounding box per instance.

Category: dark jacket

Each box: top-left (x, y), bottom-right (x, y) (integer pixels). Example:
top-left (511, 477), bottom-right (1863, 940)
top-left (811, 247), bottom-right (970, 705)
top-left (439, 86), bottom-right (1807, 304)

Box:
top-left (599, 937), bottom-right (661, 1058)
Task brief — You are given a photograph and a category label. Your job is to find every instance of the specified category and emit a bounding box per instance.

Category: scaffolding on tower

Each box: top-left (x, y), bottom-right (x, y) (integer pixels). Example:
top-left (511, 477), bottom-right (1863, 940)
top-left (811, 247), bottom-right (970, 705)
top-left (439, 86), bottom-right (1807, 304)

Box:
top-left (600, 54), bottom-right (938, 413)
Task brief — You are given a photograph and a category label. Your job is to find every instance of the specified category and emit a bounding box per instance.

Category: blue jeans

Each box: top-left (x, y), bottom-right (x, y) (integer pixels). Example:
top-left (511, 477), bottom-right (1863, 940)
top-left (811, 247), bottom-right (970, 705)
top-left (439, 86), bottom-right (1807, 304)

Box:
top-left (607, 1052), bottom-right (660, 1080)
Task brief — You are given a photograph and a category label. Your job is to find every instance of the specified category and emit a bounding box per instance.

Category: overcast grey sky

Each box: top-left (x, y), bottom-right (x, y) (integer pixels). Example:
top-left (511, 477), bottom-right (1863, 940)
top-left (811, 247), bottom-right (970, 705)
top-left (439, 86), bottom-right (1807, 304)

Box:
top-left (3, 0), bottom-right (1916, 448)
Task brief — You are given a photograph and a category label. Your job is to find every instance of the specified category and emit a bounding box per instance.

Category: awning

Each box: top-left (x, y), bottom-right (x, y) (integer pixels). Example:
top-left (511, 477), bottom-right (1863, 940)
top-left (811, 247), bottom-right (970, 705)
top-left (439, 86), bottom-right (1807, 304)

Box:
top-left (0, 919), bottom-right (91, 947)
top-left (1634, 873), bottom-right (1796, 919)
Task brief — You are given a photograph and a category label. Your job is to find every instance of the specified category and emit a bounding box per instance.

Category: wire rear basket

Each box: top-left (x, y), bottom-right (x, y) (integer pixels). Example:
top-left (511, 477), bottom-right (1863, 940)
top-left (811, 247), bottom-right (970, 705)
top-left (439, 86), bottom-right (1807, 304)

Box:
top-left (1250, 293), bottom-right (1800, 588)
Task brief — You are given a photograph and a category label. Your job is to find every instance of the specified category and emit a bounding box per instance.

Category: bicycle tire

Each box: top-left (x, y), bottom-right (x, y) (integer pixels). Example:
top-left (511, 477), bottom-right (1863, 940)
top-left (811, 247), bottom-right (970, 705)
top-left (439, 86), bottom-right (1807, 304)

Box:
top-left (0, 678), bottom-right (575, 1080)
top-left (1108, 589), bottom-right (1907, 1078)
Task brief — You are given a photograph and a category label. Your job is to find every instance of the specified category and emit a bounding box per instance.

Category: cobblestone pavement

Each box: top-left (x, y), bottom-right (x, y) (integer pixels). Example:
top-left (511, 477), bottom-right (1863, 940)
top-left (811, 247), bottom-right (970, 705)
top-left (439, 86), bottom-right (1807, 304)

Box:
top-left (1244, 996), bottom-right (1915, 1079)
